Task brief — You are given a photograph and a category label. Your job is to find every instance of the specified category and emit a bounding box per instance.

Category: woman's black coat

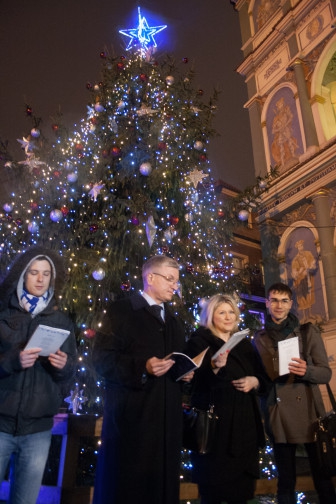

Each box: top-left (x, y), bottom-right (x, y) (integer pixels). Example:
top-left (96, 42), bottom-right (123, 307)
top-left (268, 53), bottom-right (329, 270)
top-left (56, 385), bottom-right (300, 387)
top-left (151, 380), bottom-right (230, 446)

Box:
top-left (185, 327), bottom-right (265, 491)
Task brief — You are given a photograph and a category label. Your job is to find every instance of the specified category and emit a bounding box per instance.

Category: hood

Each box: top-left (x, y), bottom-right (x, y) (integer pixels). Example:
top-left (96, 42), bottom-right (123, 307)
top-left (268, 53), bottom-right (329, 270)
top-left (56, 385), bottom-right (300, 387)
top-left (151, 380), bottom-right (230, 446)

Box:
top-left (0, 246), bottom-right (66, 309)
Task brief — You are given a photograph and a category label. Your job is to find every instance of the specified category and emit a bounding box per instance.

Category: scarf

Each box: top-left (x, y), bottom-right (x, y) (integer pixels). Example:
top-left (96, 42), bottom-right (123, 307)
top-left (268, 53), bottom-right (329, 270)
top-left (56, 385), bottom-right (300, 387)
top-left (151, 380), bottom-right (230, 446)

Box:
top-left (20, 288), bottom-right (50, 317)
top-left (264, 312), bottom-right (300, 347)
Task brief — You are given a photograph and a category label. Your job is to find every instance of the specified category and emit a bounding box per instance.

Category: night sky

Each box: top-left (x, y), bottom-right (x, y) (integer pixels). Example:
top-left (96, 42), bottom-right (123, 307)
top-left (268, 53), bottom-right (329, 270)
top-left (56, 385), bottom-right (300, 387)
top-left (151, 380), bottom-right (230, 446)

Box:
top-left (0, 0), bottom-right (255, 190)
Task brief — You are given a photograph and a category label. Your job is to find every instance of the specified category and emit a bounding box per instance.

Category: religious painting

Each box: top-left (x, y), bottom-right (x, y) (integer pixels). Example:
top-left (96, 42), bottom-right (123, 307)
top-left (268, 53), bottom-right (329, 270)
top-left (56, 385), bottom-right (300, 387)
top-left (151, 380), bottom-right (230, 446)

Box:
top-left (283, 228), bottom-right (326, 324)
top-left (253, 0), bottom-right (280, 31)
top-left (266, 87), bottom-right (304, 173)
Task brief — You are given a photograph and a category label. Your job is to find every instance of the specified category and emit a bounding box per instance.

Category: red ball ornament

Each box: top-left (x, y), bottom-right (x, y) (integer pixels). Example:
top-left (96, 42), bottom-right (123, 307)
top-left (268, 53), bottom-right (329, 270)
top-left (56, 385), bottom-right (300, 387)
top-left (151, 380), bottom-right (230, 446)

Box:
top-left (169, 216), bottom-right (179, 226)
top-left (102, 149), bottom-right (109, 158)
top-left (199, 154), bottom-right (207, 162)
top-left (139, 73), bottom-right (147, 82)
top-left (61, 206), bottom-right (69, 216)
top-left (30, 202), bottom-right (39, 211)
top-left (15, 218), bottom-right (23, 227)
top-left (100, 51), bottom-right (106, 59)
top-left (158, 142), bottom-right (167, 151)
top-left (89, 224), bottom-right (98, 233)
top-left (162, 246), bottom-right (169, 254)
top-left (182, 57), bottom-right (189, 64)
top-left (51, 124), bottom-right (59, 132)
top-left (117, 62), bottom-right (124, 71)
top-left (197, 89), bottom-right (204, 96)
top-left (53, 170), bottom-right (61, 178)
top-left (186, 264), bottom-right (194, 273)
top-left (217, 209), bottom-right (225, 219)
top-left (86, 82), bottom-right (93, 90)
top-left (84, 328), bottom-right (96, 339)
top-left (110, 146), bottom-right (121, 157)
top-left (75, 143), bottom-right (83, 152)
top-left (26, 105), bottom-right (32, 116)
top-left (120, 55), bottom-right (126, 60)
top-left (121, 280), bottom-right (131, 292)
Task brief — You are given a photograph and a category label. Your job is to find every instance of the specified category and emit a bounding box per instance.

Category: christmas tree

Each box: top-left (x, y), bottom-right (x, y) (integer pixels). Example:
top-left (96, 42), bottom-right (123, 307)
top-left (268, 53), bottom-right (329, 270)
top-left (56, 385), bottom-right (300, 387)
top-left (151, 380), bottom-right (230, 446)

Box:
top-left (0, 8), bottom-right (275, 412)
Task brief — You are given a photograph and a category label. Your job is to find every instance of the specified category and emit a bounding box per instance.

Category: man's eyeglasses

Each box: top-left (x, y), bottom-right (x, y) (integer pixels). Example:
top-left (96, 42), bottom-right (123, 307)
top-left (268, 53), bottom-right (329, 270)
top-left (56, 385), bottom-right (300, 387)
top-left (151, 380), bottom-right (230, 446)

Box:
top-left (151, 272), bottom-right (180, 287)
top-left (268, 298), bottom-right (291, 306)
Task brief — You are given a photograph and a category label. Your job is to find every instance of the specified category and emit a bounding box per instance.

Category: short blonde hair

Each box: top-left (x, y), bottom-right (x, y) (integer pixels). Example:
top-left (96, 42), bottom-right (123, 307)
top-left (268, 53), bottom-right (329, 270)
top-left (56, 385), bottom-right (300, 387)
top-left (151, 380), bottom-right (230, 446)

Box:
top-left (142, 255), bottom-right (179, 280)
top-left (200, 294), bottom-right (240, 337)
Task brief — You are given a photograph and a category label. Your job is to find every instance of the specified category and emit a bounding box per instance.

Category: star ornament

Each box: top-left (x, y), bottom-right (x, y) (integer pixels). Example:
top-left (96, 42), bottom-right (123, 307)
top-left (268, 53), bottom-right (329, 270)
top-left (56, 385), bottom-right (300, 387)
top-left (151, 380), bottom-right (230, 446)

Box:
top-left (64, 386), bottom-right (88, 414)
top-left (119, 7), bottom-right (167, 54)
top-left (89, 181), bottom-right (105, 202)
top-left (17, 136), bottom-right (36, 154)
top-left (187, 169), bottom-right (209, 188)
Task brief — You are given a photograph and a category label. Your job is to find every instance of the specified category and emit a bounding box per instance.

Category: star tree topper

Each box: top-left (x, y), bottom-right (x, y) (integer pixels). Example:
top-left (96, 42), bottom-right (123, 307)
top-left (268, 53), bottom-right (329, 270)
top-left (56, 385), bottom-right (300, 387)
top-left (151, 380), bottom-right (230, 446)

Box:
top-left (119, 7), bottom-right (167, 55)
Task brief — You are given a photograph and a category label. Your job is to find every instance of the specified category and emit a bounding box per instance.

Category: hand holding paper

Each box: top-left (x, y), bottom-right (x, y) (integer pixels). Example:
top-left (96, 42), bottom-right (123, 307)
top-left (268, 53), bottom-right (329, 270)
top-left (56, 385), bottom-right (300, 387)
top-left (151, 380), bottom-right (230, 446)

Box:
top-left (278, 337), bottom-right (300, 376)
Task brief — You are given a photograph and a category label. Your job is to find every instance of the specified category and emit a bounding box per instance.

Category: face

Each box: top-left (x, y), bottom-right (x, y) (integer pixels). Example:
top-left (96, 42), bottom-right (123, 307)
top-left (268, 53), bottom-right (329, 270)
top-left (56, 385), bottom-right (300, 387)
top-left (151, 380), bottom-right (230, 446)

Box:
top-left (266, 290), bottom-right (293, 324)
top-left (24, 259), bottom-right (52, 297)
top-left (212, 302), bottom-right (237, 336)
top-left (145, 265), bottom-right (180, 304)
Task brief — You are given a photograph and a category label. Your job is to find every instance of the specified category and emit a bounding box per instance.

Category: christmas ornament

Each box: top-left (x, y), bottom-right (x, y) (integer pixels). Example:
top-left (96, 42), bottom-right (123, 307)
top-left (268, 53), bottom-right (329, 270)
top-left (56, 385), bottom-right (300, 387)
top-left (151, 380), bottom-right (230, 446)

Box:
top-left (3, 203), bottom-right (13, 212)
top-left (131, 215), bottom-right (139, 225)
top-left (61, 206), bottom-right (69, 216)
top-left (84, 329), bottom-right (96, 338)
top-left (67, 172), bottom-right (78, 183)
top-left (75, 143), bottom-right (83, 152)
top-left (26, 105), bottom-right (32, 116)
top-left (139, 73), bottom-right (147, 81)
top-left (137, 104), bottom-right (157, 117)
top-left (117, 100), bottom-right (126, 110)
top-left (157, 142), bottom-right (167, 151)
top-left (94, 102), bottom-right (104, 113)
top-left (64, 161), bottom-right (73, 171)
top-left (86, 82), bottom-right (93, 90)
top-left (117, 62), bottom-right (124, 70)
top-left (64, 386), bottom-right (88, 414)
top-left (53, 170), bottom-right (61, 178)
top-left (139, 162), bottom-right (152, 176)
top-left (92, 268), bottom-right (106, 280)
top-left (166, 75), bottom-right (175, 86)
top-left (51, 124), bottom-right (59, 132)
top-left (185, 212), bottom-right (193, 222)
top-left (30, 202), bottom-right (39, 211)
top-left (199, 153), bottom-right (207, 162)
top-left (15, 218), bottom-right (23, 227)
top-left (89, 224), bottom-right (98, 233)
top-left (168, 216), bottom-right (179, 226)
top-left (182, 57), bottom-right (189, 64)
top-left (197, 89), bottom-right (204, 96)
top-left (111, 146), bottom-right (121, 157)
top-left (193, 140), bottom-right (203, 151)
top-left (100, 51), bottom-right (106, 58)
top-left (186, 264), bottom-right (194, 273)
top-left (238, 209), bottom-right (249, 221)
top-left (30, 128), bottom-right (40, 138)
top-left (187, 169), bottom-right (208, 188)
top-left (28, 221), bottom-right (39, 233)
top-left (121, 280), bottom-right (131, 291)
top-left (50, 209), bottom-right (63, 222)
top-left (89, 182), bottom-right (104, 202)
top-left (146, 215), bottom-right (156, 247)
top-left (17, 137), bottom-right (35, 154)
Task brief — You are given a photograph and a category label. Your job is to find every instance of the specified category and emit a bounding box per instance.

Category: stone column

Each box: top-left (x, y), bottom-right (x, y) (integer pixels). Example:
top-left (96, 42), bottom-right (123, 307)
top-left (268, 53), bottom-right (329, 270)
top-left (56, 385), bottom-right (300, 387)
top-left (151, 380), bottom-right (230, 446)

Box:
top-left (292, 58), bottom-right (319, 150)
top-left (311, 188), bottom-right (336, 319)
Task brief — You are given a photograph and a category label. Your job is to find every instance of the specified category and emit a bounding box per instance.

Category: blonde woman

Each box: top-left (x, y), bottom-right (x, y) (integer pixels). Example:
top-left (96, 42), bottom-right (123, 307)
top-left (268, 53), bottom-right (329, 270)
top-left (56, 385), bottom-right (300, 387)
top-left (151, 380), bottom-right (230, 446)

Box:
top-left (185, 294), bottom-right (266, 504)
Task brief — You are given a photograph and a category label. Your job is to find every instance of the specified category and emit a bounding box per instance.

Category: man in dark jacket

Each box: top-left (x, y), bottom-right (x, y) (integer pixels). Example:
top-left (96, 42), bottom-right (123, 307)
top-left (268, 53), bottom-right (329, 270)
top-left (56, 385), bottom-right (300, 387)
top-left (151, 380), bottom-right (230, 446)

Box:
top-left (254, 282), bottom-right (336, 504)
top-left (0, 247), bottom-right (77, 504)
top-left (92, 255), bottom-right (193, 504)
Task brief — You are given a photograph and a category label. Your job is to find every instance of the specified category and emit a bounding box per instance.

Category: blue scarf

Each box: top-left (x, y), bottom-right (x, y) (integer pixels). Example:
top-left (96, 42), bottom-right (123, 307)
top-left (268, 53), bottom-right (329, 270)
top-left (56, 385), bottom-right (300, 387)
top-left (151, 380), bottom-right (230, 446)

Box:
top-left (20, 288), bottom-right (49, 316)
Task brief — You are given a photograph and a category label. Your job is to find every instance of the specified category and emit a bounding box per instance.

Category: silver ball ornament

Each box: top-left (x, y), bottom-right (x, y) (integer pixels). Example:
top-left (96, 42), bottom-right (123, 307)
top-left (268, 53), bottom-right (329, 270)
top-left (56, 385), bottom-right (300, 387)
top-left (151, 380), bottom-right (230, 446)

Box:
top-left (139, 162), bottom-right (152, 176)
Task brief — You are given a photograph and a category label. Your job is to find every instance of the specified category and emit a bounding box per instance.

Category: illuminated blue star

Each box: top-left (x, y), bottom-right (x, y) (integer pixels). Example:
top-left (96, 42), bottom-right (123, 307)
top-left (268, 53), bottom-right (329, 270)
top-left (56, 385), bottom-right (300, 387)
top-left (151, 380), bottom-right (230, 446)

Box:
top-left (119, 7), bottom-right (167, 54)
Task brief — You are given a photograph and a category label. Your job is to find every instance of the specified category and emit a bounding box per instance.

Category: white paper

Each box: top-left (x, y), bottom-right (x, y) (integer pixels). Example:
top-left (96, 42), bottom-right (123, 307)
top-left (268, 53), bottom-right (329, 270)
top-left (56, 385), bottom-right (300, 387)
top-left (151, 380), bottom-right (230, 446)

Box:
top-left (212, 328), bottom-right (250, 360)
top-left (24, 324), bottom-right (70, 356)
top-left (278, 336), bottom-right (300, 376)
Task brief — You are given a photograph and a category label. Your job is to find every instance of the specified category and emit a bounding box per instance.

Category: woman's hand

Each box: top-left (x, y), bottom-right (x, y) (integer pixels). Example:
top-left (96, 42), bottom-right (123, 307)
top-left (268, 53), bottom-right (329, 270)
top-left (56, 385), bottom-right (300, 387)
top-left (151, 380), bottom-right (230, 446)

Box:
top-left (232, 376), bottom-right (259, 393)
top-left (211, 350), bottom-right (230, 370)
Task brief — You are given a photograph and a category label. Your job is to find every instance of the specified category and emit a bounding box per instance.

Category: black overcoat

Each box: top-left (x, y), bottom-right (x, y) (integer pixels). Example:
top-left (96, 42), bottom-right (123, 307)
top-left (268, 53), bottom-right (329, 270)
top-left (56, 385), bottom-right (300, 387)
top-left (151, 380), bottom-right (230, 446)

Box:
top-left (185, 327), bottom-right (266, 501)
top-left (92, 294), bottom-right (186, 504)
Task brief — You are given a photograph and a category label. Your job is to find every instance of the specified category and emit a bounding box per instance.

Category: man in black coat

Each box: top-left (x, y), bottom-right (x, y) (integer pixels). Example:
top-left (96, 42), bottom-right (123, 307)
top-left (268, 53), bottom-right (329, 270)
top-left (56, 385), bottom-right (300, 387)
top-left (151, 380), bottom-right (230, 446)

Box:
top-left (92, 255), bottom-right (193, 504)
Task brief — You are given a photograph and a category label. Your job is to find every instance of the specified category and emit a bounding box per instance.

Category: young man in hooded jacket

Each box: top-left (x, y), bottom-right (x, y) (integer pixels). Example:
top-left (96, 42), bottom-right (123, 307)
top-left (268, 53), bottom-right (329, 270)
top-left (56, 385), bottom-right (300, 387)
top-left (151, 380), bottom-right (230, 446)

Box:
top-left (0, 247), bottom-right (77, 504)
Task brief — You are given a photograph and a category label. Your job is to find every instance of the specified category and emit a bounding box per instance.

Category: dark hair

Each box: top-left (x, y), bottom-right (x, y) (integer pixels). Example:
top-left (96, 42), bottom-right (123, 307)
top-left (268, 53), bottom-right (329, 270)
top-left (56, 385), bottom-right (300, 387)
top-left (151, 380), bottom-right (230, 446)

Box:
top-left (267, 282), bottom-right (292, 299)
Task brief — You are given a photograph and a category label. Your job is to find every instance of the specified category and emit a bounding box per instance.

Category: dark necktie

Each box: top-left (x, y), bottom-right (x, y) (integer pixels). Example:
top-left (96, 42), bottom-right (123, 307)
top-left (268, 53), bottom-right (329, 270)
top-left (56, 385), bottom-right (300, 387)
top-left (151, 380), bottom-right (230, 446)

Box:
top-left (149, 304), bottom-right (163, 321)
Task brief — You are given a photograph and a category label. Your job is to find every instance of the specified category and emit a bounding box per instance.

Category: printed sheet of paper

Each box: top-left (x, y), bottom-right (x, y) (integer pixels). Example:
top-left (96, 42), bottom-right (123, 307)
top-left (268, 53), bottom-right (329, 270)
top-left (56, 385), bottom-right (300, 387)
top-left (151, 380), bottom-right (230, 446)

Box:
top-left (212, 328), bottom-right (250, 360)
top-left (278, 336), bottom-right (300, 376)
top-left (24, 325), bottom-right (70, 356)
